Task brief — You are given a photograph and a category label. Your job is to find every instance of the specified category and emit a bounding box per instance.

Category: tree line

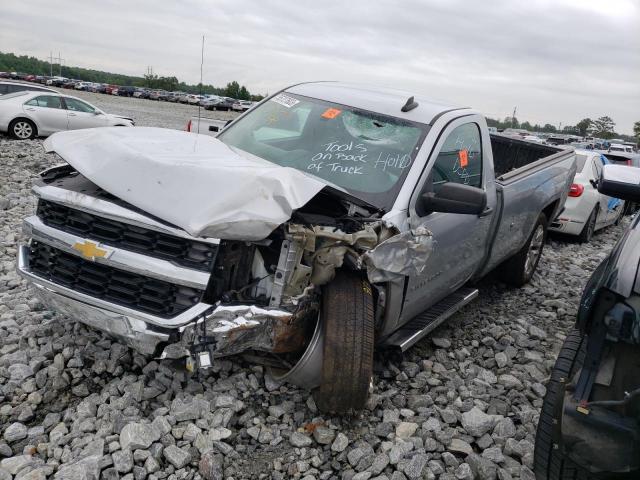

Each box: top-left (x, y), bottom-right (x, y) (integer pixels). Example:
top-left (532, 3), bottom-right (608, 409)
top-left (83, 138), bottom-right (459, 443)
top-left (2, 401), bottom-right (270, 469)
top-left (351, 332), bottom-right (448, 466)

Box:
top-left (0, 51), bottom-right (265, 101)
top-left (485, 114), bottom-right (638, 143)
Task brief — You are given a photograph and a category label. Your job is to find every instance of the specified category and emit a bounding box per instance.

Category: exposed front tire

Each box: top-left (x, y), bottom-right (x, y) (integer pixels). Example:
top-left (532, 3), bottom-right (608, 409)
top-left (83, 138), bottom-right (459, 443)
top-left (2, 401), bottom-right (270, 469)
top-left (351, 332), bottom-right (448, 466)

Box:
top-left (9, 118), bottom-right (37, 139)
top-left (533, 329), bottom-right (596, 479)
top-left (500, 213), bottom-right (547, 287)
top-left (313, 271), bottom-right (374, 414)
top-left (578, 208), bottom-right (597, 243)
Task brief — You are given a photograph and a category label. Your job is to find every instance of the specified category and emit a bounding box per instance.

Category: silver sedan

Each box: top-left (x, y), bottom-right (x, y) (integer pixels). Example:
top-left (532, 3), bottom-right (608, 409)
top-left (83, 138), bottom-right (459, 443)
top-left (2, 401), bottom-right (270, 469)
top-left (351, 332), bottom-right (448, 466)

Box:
top-left (0, 91), bottom-right (134, 139)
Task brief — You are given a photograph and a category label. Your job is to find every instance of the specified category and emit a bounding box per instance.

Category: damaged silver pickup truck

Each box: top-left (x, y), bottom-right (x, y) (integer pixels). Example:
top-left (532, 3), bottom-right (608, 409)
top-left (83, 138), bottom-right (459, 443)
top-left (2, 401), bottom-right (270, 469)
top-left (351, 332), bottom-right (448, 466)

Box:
top-left (18, 82), bottom-right (577, 413)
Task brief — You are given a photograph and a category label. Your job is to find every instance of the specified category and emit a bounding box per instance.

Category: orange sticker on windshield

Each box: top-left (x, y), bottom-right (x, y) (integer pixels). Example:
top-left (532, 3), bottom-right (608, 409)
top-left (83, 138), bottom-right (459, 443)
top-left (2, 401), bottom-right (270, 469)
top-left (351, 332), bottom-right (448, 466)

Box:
top-left (459, 149), bottom-right (469, 168)
top-left (321, 108), bottom-right (342, 119)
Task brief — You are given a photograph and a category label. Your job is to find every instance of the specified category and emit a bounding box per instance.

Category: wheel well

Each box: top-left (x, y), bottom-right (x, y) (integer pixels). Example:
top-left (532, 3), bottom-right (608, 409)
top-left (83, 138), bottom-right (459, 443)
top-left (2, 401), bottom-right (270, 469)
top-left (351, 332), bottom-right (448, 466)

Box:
top-left (542, 199), bottom-right (559, 223)
top-left (9, 117), bottom-right (38, 135)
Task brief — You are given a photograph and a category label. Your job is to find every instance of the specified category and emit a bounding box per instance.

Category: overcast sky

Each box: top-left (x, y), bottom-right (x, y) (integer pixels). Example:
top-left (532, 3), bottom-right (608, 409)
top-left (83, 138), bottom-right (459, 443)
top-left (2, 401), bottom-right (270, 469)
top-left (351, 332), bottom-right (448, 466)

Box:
top-left (2, 0), bottom-right (638, 132)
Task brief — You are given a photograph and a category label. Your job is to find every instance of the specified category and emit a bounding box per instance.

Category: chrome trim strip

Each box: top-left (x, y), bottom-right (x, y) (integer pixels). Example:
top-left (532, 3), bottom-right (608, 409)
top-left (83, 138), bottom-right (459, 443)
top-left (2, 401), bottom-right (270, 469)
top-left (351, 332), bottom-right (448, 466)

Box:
top-left (33, 184), bottom-right (219, 244)
top-left (24, 216), bottom-right (210, 289)
top-left (18, 244), bottom-right (212, 328)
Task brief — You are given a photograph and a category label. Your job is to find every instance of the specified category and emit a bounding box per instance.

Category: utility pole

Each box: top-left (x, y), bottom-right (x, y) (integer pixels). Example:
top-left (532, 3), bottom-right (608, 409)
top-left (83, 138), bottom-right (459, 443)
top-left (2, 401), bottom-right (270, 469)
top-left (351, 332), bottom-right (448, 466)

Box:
top-left (52, 52), bottom-right (64, 77)
top-left (49, 52), bottom-right (53, 76)
top-left (511, 107), bottom-right (517, 129)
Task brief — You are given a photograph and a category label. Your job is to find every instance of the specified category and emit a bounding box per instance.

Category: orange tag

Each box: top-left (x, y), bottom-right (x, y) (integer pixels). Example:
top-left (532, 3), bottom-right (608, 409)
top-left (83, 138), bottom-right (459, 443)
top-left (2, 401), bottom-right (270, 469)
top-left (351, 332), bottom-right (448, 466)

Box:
top-left (321, 108), bottom-right (342, 119)
top-left (459, 149), bottom-right (469, 168)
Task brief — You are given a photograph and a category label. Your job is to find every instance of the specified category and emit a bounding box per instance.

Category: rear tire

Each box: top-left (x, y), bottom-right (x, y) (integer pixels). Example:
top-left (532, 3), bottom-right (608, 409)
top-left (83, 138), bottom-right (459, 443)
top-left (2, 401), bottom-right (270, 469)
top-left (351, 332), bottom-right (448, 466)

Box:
top-left (9, 118), bottom-right (37, 139)
top-left (313, 271), bottom-right (375, 414)
top-left (578, 208), bottom-right (597, 243)
top-left (533, 329), bottom-right (595, 479)
top-left (500, 213), bottom-right (547, 287)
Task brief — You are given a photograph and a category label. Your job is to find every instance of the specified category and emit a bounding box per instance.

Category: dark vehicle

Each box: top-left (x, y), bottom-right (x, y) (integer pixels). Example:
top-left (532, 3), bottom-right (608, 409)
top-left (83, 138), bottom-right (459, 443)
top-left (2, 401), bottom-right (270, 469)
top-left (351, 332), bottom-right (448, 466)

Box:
top-left (534, 164), bottom-right (640, 479)
top-left (212, 97), bottom-right (236, 111)
top-left (92, 84), bottom-right (107, 94)
top-left (133, 88), bottom-right (150, 99)
top-left (117, 86), bottom-right (136, 97)
top-left (61, 81), bottom-right (78, 89)
top-left (0, 81), bottom-right (57, 96)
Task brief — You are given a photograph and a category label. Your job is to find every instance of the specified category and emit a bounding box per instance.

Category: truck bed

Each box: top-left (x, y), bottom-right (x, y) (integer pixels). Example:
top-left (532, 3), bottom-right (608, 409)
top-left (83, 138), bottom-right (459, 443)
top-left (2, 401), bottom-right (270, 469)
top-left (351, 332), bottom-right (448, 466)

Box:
top-left (479, 137), bottom-right (577, 276)
top-left (491, 134), bottom-right (562, 178)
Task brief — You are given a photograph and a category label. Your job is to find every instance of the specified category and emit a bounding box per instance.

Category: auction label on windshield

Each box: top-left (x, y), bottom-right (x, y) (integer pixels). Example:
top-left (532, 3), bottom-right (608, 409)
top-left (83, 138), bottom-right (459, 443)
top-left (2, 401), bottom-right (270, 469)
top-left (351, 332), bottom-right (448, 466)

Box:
top-left (271, 93), bottom-right (300, 108)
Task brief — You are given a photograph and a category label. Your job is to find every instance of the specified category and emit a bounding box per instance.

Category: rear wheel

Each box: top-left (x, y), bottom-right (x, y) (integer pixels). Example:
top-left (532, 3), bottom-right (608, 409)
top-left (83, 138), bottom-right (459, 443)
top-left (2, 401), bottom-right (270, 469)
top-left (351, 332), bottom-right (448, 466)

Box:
top-left (500, 213), bottom-right (547, 287)
top-left (534, 329), bottom-right (596, 479)
top-left (578, 208), bottom-right (597, 243)
top-left (313, 271), bottom-right (375, 414)
top-left (9, 119), bottom-right (37, 139)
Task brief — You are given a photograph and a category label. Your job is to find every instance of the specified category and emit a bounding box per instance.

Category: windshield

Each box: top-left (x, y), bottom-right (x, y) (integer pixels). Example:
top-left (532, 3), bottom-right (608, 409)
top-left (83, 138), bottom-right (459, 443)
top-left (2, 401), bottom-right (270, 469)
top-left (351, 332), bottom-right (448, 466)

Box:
top-left (217, 92), bottom-right (428, 209)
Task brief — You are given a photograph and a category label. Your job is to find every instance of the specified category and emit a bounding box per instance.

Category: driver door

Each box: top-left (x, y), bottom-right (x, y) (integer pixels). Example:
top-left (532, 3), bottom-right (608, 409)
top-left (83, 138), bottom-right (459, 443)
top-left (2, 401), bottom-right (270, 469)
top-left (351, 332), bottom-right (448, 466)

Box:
top-left (401, 117), bottom-right (497, 321)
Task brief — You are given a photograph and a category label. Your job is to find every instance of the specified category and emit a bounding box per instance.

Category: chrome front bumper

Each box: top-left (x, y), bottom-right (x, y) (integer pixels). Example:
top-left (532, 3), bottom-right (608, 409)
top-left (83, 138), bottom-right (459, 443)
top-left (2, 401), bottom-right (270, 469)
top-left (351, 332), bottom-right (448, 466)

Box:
top-left (18, 243), bottom-right (180, 355)
top-left (18, 244), bottom-right (297, 358)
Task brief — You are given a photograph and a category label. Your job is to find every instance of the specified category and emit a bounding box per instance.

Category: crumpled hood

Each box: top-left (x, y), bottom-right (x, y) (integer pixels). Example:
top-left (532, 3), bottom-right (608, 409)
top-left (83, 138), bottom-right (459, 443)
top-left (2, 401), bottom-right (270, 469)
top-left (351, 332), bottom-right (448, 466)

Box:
top-left (43, 127), bottom-right (326, 240)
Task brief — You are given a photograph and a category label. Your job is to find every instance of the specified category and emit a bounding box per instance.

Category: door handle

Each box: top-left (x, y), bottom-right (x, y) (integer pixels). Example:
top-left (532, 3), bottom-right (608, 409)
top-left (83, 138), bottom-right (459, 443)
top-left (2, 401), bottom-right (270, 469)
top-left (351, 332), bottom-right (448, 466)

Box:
top-left (479, 206), bottom-right (493, 217)
top-left (68, 113), bottom-right (77, 116)
top-left (25, 107), bottom-right (35, 111)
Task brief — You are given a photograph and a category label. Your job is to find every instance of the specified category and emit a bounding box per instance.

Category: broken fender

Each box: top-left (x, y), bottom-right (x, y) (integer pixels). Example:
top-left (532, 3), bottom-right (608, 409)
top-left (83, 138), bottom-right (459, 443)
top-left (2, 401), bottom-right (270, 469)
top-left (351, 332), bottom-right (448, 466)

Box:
top-left (362, 226), bottom-right (434, 282)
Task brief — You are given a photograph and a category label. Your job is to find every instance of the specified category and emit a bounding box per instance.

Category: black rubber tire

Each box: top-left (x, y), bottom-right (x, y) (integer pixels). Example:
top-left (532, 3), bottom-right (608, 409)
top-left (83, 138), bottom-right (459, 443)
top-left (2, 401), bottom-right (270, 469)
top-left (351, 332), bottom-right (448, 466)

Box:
top-left (313, 271), bottom-right (375, 414)
top-left (9, 118), bottom-right (37, 140)
top-left (534, 329), bottom-right (595, 480)
top-left (499, 213), bottom-right (547, 287)
top-left (578, 208), bottom-right (597, 243)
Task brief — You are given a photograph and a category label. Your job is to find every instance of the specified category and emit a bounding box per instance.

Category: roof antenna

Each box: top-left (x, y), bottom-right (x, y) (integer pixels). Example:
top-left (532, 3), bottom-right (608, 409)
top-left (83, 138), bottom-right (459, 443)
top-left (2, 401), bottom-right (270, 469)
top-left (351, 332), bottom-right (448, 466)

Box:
top-left (401, 96), bottom-right (419, 112)
top-left (197, 35), bottom-right (205, 133)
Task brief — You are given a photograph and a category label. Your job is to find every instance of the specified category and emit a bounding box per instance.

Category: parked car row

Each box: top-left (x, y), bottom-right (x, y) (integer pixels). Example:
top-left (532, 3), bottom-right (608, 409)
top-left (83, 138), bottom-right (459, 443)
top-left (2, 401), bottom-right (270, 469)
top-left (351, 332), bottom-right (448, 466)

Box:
top-left (0, 72), bottom-right (257, 111)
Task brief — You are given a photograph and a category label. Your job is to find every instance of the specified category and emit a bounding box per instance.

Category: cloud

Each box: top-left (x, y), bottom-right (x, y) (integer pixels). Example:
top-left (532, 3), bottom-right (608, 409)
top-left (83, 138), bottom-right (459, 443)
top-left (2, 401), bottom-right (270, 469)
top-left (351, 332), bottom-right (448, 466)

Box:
top-left (1, 0), bottom-right (638, 132)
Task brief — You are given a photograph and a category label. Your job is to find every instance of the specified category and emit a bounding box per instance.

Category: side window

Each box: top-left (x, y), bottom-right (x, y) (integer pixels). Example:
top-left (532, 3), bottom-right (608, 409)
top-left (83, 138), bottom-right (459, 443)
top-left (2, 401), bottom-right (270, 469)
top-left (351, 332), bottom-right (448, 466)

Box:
top-left (431, 123), bottom-right (483, 188)
top-left (28, 96), bottom-right (63, 109)
top-left (64, 98), bottom-right (95, 113)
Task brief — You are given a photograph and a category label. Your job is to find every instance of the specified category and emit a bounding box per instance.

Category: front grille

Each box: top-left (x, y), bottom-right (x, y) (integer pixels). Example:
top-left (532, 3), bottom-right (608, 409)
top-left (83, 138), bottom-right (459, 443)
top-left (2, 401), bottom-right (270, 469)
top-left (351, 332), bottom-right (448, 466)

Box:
top-left (29, 241), bottom-right (203, 318)
top-left (37, 200), bottom-right (217, 271)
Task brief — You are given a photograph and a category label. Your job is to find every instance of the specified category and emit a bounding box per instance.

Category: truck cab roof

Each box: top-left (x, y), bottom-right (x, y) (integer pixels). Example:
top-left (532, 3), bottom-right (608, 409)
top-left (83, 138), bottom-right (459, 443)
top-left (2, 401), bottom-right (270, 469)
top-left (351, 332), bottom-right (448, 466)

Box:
top-left (286, 82), bottom-right (470, 126)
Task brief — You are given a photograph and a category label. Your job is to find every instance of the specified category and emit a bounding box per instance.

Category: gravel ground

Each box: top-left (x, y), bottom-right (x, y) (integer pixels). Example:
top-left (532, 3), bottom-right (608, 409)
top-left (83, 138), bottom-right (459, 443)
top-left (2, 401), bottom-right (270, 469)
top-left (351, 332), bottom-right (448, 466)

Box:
top-left (0, 112), bottom-right (628, 480)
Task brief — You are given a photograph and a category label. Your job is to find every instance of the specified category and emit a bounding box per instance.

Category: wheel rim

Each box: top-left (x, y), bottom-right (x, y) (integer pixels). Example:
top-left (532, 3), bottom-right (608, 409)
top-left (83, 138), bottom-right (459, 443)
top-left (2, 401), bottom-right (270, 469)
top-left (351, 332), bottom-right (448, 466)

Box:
top-left (13, 122), bottom-right (33, 139)
top-left (524, 224), bottom-right (544, 276)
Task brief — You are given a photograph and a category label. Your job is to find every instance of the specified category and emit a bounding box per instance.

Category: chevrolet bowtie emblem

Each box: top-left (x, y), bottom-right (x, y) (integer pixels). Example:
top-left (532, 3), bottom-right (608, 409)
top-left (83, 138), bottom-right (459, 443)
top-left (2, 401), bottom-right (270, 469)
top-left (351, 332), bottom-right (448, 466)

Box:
top-left (72, 240), bottom-right (110, 261)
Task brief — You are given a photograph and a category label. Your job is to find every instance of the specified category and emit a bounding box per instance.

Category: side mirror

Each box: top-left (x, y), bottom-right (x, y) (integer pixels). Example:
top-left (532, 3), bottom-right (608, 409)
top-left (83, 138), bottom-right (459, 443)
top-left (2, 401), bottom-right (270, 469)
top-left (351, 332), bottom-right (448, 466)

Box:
top-left (419, 182), bottom-right (487, 215)
top-left (93, 110), bottom-right (102, 115)
top-left (590, 179), bottom-right (598, 189)
top-left (598, 164), bottom-right (640, 202)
